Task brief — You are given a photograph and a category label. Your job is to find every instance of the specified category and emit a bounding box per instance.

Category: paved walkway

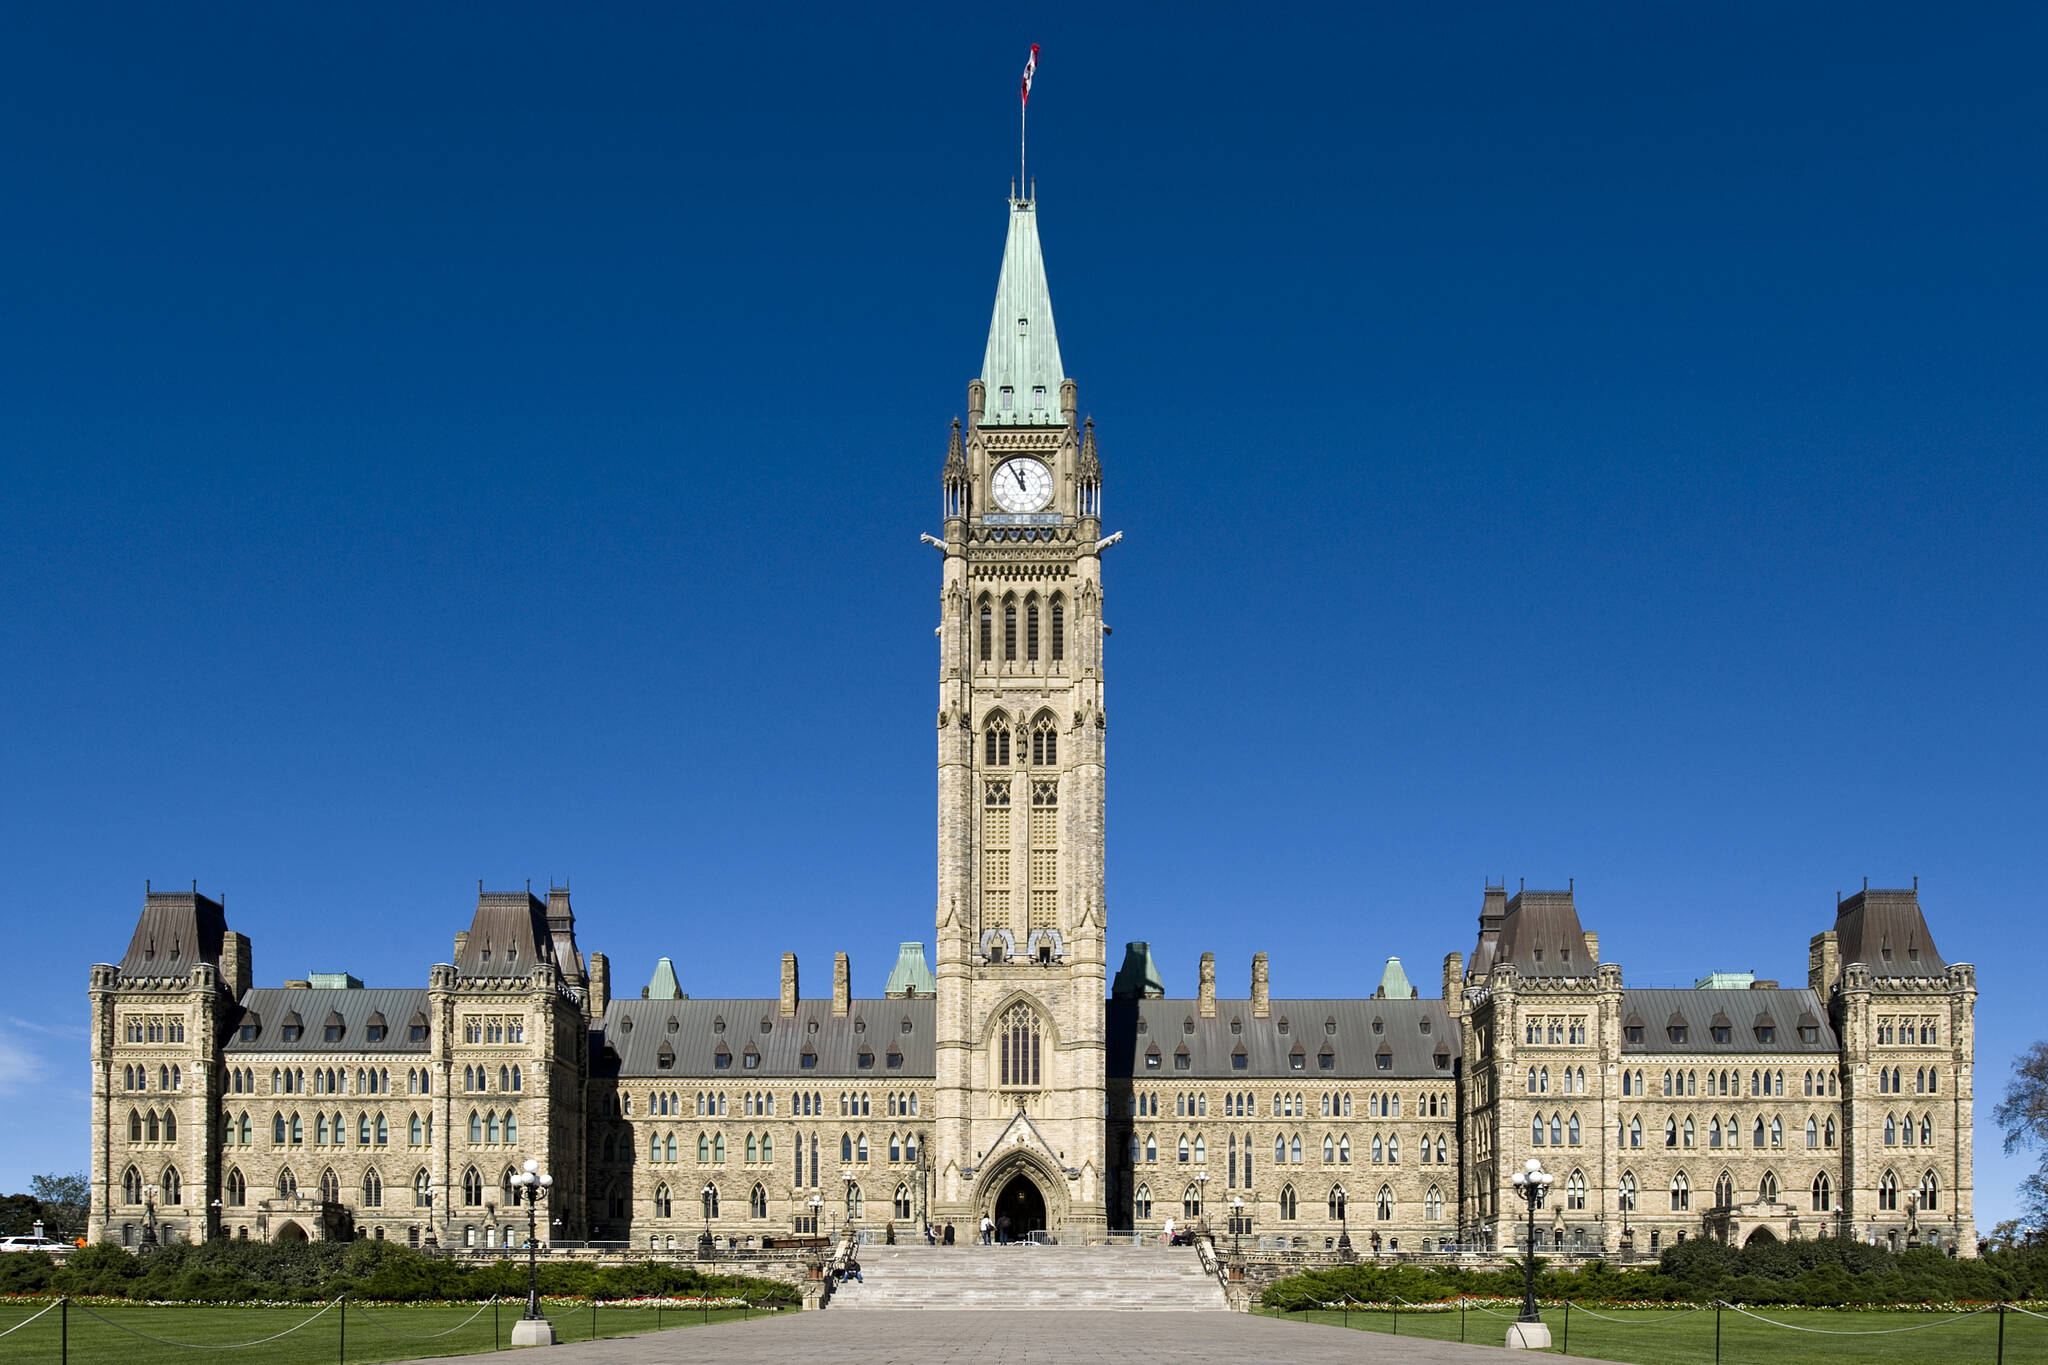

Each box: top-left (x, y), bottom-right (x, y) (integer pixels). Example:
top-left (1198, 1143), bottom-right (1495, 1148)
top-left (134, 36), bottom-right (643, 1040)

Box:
top-left (412, 1309), bottom-right (1605, 1364)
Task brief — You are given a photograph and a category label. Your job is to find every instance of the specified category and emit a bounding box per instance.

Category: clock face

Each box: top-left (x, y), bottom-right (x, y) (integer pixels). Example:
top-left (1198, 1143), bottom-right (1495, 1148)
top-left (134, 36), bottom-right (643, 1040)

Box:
top-left (991, 458), bottom-right (1054, 513)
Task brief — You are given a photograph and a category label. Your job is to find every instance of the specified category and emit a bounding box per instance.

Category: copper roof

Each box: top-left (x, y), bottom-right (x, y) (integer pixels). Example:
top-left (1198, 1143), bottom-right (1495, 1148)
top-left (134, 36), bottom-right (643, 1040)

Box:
top-left (116, 890), bottom-right (227, 979)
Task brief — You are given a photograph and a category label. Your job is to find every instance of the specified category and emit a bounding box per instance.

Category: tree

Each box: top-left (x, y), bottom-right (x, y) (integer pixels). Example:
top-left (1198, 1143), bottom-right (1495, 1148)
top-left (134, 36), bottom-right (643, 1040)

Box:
top-left (1992, 1040), bottom-right (2048, 1237)
top-left (28, 1172), bottom-right (89, 1241)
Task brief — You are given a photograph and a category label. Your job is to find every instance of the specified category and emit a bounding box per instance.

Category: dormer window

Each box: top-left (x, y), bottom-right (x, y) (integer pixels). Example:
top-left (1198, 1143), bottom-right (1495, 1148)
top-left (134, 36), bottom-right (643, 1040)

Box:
top-left (742, 1047), bottom-right (760, 1071)
top-left (1561, 948), bottom-right (1572, 965)
top-left (1000, 386), bottom-right (1015, 411)
top-left (1800, 1026), bottom-right (1819, 1043)
top-left (1908, 946), bottom-right (1920, 962)
top-left (1371, 1017), bottom-right (1384, 1035)
top-left (807, 1019), bottom-right (820, 1034)
top-left (1183, 1018), bottom-right (1195, 1036)
top-left (799, 1051), bottom-right (817, 1070)
top-left (1230, 1018), bottom-right (1242, 1035)
top-left (713, 1016), bottom-right (726, 1034)
top-left (1533, 949), bottom-right (1544, 962)
top-left (1419, 1017), bottom-right (1432, 1035)
top-left (1277, 1017), bottom-right (1291, 1036)
top-left (886, 1049), bottom-right (904, 1070)
top-left (1668, 1026), bottom-right (1688, 1044)
top-left (1144, 1047), bottom-right (1161, 1070)
top-left (901, 1017), bottom-right (914, 1035)
top-left (1032, 385), bottom-right (1046, 407)
top-left (1881, 946), bottom-right (1894, 963)
top-left (1756, 1025), bottom-right (1776, 1043)
top-left (1231, 1048), bottom-right (1247, 1070)
top-left (1625, 1026), bottom-right (1644, 1044)
top-left (1712, 1026), bottom-right (1731, 1043)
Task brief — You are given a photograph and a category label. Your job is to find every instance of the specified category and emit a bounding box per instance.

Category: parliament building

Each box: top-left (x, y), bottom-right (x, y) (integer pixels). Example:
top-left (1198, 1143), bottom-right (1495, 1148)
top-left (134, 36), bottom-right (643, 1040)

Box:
top-left (87, 187), bottom-right (1979, 1259)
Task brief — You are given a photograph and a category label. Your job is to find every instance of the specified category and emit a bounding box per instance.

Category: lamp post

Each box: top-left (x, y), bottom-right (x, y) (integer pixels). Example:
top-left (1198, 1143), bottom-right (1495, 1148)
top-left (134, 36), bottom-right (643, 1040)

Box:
top-left (1196, 1172), bottom-right (1208, 1229)
top-left (700, 1184), bottom-right (716, 1258)
top-left (507, 1159), bottom-right (555, 1347)
top-left (208, 1199), bottom-right (223, 1241)
top-left (1336, 1187), bottom-right (1351, 1255)
top-left (843, 1169), bottom-right (857, 1236)
top-left (808, 1194), bottom-right (823, 1238)
top-left (1506, 1158), bottom-right (1555, 1349)
top-left (1228, 1196), bottom-right (1245, 1256)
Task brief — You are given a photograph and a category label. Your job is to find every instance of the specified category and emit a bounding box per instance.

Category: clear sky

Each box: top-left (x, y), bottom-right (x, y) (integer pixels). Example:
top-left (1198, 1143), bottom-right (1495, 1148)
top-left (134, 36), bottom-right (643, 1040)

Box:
top-left (3, 5), bottom-right (2043, 1226)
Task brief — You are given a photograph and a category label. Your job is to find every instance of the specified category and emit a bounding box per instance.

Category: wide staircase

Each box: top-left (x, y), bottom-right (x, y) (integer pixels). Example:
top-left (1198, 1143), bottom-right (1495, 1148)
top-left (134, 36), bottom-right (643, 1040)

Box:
top-left (827, 1242), bottom-right (1229, 1311)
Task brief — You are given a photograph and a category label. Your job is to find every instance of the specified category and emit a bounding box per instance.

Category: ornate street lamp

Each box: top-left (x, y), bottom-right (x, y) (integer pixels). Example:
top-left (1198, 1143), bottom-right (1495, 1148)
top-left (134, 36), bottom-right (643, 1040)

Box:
top-left (141, 1183), bottom-right (160, 1250)
top-left (1507, 1158), bottom-right (1555, 1349)
top-left (808, 1193), bottom-right (824, 1237)
top-left (843, 1169), bottom-right (858, 1234)
top-left (700, 1183), bottom-right (717, 1258)
top-left (1229, 1196), bottom-right (1245, 1256)
top-left (507, 1159), bottom-right (555, 1347)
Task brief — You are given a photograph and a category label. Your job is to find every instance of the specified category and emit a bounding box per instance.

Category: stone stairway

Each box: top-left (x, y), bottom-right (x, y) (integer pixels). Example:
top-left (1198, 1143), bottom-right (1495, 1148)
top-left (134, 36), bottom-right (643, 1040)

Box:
top-left (827, 1242), bottom-right (1230, 1311)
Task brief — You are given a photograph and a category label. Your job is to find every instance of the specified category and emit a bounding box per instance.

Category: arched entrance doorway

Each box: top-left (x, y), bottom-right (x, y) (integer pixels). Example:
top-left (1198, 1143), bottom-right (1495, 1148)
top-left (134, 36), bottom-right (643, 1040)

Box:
top-left (274, 1221), bottom-right (308, 1244)
top-left (1744, 1226), bottom-right (1778, 1247)
top-left (995, 1173), bottom-right (1047, 1241)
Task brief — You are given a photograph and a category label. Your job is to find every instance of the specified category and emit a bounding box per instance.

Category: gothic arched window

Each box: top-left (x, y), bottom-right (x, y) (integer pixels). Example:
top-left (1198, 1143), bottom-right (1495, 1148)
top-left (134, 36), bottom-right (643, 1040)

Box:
top-left (1031, 716), bottom-right (1058, 766)
top-left (1811, 1171), bottom-right (1831, 1211)
top-left (1003, 599), bottom-right (1018, 662)
top-left (1026, 597), bottom-right (1040, 662)
top-left (1050, 595), bottom-right (1064, 662)
top-left (985, 719), bottom-right (1010, 767)
top-left (998, 1002), bottom-right (1042, 1087)
top-left (750, 1183), bottom-right (768, 1219)
top-left (1715, 1171), bottom-right (1735, 1207)
top-left (979, 600), bottom-right (992, 662)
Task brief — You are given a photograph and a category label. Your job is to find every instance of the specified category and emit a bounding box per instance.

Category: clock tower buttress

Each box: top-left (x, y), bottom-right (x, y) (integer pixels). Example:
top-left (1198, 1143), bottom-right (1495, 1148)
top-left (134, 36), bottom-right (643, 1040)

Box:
top-left (932, 190), bottom-right (1109, 1236)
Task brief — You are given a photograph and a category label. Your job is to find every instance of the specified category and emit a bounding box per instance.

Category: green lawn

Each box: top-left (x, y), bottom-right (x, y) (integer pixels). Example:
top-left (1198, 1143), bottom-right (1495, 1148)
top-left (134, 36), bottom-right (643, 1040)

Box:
top-left (0, 1300), bottom-right (775, 1365)
top-left (1255, 1303), bottom-right (2048, 1364)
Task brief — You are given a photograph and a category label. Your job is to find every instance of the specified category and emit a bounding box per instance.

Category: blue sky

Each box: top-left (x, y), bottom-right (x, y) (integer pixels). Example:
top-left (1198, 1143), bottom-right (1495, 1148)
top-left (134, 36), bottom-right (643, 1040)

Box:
top-left (3, 5), bottom-right (2043, 1225)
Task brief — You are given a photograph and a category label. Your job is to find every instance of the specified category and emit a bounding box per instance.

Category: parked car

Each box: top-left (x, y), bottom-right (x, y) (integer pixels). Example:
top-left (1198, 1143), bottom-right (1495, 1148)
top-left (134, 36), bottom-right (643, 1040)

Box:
top-left (0, 1236), bottom-right (64, 1253)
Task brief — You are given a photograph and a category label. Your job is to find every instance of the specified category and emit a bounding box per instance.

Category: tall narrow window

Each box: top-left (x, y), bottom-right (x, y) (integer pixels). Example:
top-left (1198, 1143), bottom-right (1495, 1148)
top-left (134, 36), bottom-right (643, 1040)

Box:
top-left (1027, 599), bottom-right (1040, 661)
top-left (983, 780), bottom-right (1011, 930)
top-left (1029, 779), bottom-right (1058, 929)
top-left (1050, 596), bottom-right (1064, 662)
top-left (998, 1003), bottom-right (1042, 1087)
top-left (1004, 601), bottom-right (1018, 661)
top-left (979, 601), bottom-right (992, 662)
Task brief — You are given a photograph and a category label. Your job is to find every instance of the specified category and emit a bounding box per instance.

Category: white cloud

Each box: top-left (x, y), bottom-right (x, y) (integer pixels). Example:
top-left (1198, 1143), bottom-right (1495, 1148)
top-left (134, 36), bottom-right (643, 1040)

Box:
top-left (0, 1026), bottom-right (47, 1094)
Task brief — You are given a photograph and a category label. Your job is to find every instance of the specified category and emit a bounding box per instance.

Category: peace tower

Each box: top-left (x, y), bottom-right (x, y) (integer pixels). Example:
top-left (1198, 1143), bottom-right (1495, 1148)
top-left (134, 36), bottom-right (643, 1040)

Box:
top-left (931, 187), bottom-right (1111, 1235)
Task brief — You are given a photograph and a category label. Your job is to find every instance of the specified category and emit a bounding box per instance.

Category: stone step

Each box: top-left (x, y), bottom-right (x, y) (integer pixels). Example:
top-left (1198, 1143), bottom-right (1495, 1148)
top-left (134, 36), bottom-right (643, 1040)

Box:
top-left (828, 1244), bottom-right (1230, 1311)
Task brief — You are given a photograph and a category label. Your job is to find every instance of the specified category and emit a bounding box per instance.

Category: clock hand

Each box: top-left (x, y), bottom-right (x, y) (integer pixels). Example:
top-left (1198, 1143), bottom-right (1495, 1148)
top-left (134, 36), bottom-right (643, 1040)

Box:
top-left (1014, 465), bottom-right (1027, 490)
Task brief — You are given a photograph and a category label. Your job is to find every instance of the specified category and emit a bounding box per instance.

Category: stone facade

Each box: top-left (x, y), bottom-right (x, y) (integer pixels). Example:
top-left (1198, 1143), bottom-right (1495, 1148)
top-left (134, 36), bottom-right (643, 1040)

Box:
top-left (85, 190), bottom-right (1976, 1258)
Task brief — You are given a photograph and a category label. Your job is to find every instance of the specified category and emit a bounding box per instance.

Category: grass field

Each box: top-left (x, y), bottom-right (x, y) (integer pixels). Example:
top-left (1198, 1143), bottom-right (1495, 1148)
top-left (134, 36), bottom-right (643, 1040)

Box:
top-left (0, 1299), bottom-right (775, 1365)
top-left (1256, 1302), bottom-right (2048, 1364)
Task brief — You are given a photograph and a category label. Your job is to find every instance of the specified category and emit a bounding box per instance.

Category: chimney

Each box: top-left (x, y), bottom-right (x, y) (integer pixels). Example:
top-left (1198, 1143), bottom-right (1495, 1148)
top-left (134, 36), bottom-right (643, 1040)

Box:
top-left (1583, 932), bottom-right (1599, 965)
top-left (780, 953), bottom-right (799, 1017)
top-left (1442, 952), bottom-right (1463, 1005)
top-left (220, 931), bottom-right (253, 1001)
top-left (1198, 953), bottom-right (1216, 1017)
top-left (1809, 931), bottom-right (1839, 996)
top-left (833, 952), bottom-right (851, 1017)
top-left (453, 930), bottom-right (469, 963)
top-left (1250, 953), bottom-right (1269, 1019)
top-left (588, 952), bottom-right (610, 1019)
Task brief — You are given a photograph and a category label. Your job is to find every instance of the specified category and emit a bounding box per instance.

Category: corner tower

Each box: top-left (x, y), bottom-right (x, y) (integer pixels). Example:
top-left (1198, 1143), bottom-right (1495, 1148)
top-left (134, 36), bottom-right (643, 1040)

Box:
top-left (933, 189), bottom-right (1109, 1236)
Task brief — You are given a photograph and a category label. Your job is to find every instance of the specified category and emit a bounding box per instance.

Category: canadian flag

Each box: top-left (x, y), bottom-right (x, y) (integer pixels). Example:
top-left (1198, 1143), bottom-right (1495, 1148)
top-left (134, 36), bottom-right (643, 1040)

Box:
top-left (1021, 44), bottom-right (1040, 106)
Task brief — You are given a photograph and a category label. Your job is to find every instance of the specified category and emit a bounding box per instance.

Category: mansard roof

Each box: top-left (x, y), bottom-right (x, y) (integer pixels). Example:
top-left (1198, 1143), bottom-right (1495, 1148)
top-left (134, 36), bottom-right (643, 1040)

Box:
top-left (594, 998), bottom-right (936, 1080)
top-left (1107, 998), bottom-right (1460, 1081)
top-left (456, 891), bottom-right (556, 980)
top-left (1618, 988), bottom-right (1837, 1056)
top-left (116, 889), bottom-right (227, 979)
top-left (979, 195), bottom-right (1065, 425)
top-left (224, 988), bottom-right (431, 1054)
top-left (1834, 887), bottom-right (1948, 977)
top-left (1490, 889), bottom-right (1595, 979)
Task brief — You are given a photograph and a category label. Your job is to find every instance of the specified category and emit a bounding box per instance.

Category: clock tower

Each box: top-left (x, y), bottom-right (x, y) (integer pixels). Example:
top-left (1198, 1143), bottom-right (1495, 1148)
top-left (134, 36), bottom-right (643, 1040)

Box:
top-left (931, 188), bottom-right (1110, 1237)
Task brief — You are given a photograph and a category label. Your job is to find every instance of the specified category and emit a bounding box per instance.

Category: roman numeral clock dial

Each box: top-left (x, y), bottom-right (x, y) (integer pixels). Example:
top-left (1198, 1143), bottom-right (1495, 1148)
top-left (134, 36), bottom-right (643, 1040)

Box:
top-left (989, 457), bottom-right (1053, 513)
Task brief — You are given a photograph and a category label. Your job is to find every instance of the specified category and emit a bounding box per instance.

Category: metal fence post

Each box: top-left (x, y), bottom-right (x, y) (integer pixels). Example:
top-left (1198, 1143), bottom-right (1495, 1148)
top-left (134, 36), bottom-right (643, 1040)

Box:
top-left (1460, 1295), bottom-right (1466, 1343)
top-left (339, 1293), bottom-right (346, 1365)
top-left (1715, 1301), bottom-right (1722, 1365)
top-left (591, 1298), bottom-right (597, 1341)
top-left (61, 1298), bottom-right (67, 1365)
top-left (1997, 1302), bottom-right (2006, 1365)
top-left (494, 1298), bottom-right (499, 1350)
top-left (1563, 1299), bottom-right (1570, 1355)
top-left (1392, 1303), bottom-right (1399, 1336)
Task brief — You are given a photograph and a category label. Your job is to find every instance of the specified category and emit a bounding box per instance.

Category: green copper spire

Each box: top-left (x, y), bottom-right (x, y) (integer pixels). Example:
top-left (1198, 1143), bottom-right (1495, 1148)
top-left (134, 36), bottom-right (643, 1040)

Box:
top-left (884, 941), bottom-right (937, 998)
top-left (644, 956), bottom-right (683, 1001)
top-left (1112, 942), bottom-right (1165, 1000)
top-left (980, 194), bottom-right (1066, 426)
top-left (1375, 956), bottom-right (1416, 1000)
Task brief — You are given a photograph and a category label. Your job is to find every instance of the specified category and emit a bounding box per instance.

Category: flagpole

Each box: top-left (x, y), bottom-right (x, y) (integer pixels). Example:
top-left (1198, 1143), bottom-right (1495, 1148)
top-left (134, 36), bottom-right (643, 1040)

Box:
top-left (1020, 95), bottom-right (1027, 201)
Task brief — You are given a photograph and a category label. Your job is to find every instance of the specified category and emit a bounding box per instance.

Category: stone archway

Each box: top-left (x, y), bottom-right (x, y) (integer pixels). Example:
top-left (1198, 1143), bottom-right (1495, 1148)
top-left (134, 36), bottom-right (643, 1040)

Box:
top-left (274, 1220), bottom-right (308, 1243)
top-left (996, 1173), bottom-right (1047, 1241)
top-left (1744, 1226), bottom-right (1778, 1247)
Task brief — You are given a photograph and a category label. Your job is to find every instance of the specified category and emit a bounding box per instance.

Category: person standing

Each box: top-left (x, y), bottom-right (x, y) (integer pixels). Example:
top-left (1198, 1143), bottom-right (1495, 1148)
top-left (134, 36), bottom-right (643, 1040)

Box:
top-left (943, 1221), bottom-right (956, 1245)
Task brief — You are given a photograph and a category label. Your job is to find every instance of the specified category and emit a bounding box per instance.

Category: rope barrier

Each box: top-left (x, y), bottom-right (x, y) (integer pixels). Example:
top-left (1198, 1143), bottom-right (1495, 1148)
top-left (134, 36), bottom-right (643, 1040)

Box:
top-left (2007, 1304), bottom-right (2048, 1322)
top-left (71, 1297), bottom-right (337, 1349)
top-left (0, 1298), bottom-right (63, 1339)
top-left (1566, 1301), bottom-right (1712, 1326)
top-left (346, 1296), bottom-right (500, 1341)
top-left (1720, 1301), bottom-right (1995, 1335)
